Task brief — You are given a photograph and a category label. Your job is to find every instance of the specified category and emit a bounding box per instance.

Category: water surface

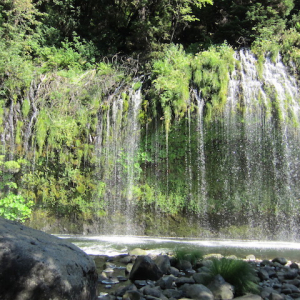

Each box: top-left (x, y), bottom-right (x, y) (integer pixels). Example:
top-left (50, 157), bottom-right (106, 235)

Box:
top-left (57, 235), bottom-right (300, 261)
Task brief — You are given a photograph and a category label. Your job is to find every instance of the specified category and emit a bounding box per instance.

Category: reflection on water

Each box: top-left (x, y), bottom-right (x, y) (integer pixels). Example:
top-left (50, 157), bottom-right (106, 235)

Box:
top-left (56, 235), bottom-right (300, 261)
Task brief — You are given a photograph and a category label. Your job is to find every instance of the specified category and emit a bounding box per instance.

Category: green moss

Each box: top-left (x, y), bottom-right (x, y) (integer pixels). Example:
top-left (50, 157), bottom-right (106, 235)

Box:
top-left (27, 209), bottom-right (85, 233)
top-left (15, 121), bottom-right (23, 146)
top-left (22, 98), bottom-right (31, 117)
top-left (35, 109), bottom-right (50, 154)
top-left (133, 81), bottom-right (142, 91)
top-left (192, 43), bottom-right (235, 121)
top-left (123, 94), bottom-right (129, 112)
top-left (152, 44), bottom-right (192, 132)
top-left (219, 225), bottom-right (264, 239)
top-left (142, 210), bottom-right (213, 237)
top-left (4, 161), bottom-right (21, 173)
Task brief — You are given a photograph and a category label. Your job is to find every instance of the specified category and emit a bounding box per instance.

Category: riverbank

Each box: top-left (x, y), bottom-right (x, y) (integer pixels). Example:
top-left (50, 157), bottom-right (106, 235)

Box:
top-left (93, 248), bottom-right (300, 300)
top-left (26, 210), bottom-right (300, 242)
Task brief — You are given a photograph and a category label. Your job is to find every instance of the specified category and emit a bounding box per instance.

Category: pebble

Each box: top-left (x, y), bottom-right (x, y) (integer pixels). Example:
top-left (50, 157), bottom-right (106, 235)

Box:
top-left (93, 252), bottom-right (300, 300)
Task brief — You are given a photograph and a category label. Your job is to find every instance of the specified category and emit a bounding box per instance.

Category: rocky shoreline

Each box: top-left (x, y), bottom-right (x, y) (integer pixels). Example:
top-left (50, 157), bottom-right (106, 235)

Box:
top-left (4, 216), bottom-right (300, 300)
top-left (94, 248), bottom-right (300, 300)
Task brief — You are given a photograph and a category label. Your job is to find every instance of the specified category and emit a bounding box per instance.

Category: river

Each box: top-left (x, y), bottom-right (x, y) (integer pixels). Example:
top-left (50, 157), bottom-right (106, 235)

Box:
top-left (57, 235), bottom-right (300, 261)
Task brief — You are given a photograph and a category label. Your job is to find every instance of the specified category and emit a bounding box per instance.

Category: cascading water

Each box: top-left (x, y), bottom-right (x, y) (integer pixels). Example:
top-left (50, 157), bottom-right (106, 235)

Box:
top-left (94, 49), bottom-right (300, 238)
top-left (95, 83), bottom-right (143, 234)
top-left (123, 86), bottom-right (143, 232)
top-left (132, 49), bottom-right (300, 239)
top-left (211, 49), bottom-right (300, 239)
top-left (194, 90), bottom-right (208, 217)
top-left (1, 48), bottom-right (300, 239)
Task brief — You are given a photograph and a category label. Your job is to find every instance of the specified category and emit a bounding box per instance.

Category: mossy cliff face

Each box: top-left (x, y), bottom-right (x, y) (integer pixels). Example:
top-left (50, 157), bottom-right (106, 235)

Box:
top-left (2, 46), bottom-right (300, 239)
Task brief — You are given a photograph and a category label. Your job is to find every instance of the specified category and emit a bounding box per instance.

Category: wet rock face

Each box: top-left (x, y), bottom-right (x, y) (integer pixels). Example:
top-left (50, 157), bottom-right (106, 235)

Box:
top-left (0, 217), bottom-right (98, 300)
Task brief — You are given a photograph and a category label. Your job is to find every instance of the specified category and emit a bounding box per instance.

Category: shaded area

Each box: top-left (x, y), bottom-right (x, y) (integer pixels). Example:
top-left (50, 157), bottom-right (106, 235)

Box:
top-left (0, 218), bottom-right (98, 300)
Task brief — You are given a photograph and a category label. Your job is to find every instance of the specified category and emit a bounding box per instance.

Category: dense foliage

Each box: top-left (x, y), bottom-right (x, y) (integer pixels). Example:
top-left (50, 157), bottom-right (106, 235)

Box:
top-left (1, 0), bottom-right (300, 236)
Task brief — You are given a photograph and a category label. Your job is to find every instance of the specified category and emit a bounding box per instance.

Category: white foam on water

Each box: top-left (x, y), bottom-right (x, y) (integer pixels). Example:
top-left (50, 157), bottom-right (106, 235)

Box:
top-left (56, 234), bottom-right (300, 256)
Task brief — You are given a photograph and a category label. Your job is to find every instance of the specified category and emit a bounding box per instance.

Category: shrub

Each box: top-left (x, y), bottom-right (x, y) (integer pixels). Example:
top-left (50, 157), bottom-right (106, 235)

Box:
top-left (173, 247), bottom-right (203, 266)
top-left (152, 44), bottom-right (192, 133)
top-left (208, 258), bottom-right (259, 296)
top-left (0, 193), bottom-right (33, 222)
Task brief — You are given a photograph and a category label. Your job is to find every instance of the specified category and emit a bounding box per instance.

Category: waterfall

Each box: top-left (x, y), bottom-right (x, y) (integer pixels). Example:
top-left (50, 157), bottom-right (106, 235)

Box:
top-left (194, 90), bottom-right (207, 216)
top-left (1, 48), bottom-right (300, 239)
top-left (95, 82), bottom-right (143, 234)
top-left (216, 49), bottom-right (300, 239)
top-left (99, 49), bottom-right (300, 239)
top-left (123, 86), bottom-right (142, 232)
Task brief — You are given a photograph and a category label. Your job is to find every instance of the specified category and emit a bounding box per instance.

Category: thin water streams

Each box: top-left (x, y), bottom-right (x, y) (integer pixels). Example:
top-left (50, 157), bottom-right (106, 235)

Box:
top-left (194, 90), bottom-right (207, 214)
top-left (94, 83), bottom-right (143, 234)
top-left (91, 49), bottom-right (300, 237)
top-left (203, 49), bottom-right (300, 237)
top-left (2, 49), bottom-right (299, 238)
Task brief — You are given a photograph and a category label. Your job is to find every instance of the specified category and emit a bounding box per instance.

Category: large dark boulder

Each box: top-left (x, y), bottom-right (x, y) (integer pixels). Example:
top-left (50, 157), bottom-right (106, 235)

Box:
top-left (155, 254), bottom-right (171, 274)
top-left (0, 217), bottom-right (98, 300)
top-left (272, 257), bottom-right (288, 266)
top-left (129, 255), bottom-right (163, 281)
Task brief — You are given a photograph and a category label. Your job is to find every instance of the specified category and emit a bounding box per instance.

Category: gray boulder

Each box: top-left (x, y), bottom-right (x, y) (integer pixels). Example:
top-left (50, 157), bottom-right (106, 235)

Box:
top-left (269, 293), bottom-right (285, 300)
top-left (115, 284), bottom-right (138, 297)
top-left (261, 260), bottom-right (274, 267)
top-left (287, 279), bottom-right (300, 287)
top-left (234, 295), bottom-right (262, 300)
top-left (187, 283), bottom-right (215, 300)
top-left (281, 283), bottom-right (300, 294)
top-left (290, 263), bottom-right (299, 269)
top-left (284, 270), bottom-right (298, 280)
top-left (193, 272), bottom-right (211, 284)
top-left (169, 266), bottom-right (181, 276)
top-left (264, 266), bottom-right (277, 278)
top-left (261, 287), bottom-right (277, 299)
top-left (143, 286), bottom-right (162, 298)
top-left (162, 288), bottom-right (184, 298)
top-left (180, 283), bottom-right (214, 300)
top-left (207, 275), bottom-right (234, 300)
top-left (0, 217), bottom-right (98, 300)
top-left (156, 275), bottom-right (177, 289)
top-left (258, 269), bottom-right (270, 281)
top-left (272, 258), bottom-right (288, 266)
top-left (176, 259), bottom-right (193, 272)
top-left (155, 255), bottom-right (171, 274)
top-left (176, 276), bottom-right (195, 286)
top-left (123, 290), bottom-right (142, 300)
top-left (120, 255), bottom-right (133, 264)
top-left (129, 256), bottom-right (163, 281)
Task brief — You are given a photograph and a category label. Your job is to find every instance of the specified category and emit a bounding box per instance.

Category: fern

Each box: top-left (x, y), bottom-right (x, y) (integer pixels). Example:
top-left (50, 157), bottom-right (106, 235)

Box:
top-left (208, 258), bottom-right (259, 296)
top-left (173, 247), bottom-right (203, 266)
